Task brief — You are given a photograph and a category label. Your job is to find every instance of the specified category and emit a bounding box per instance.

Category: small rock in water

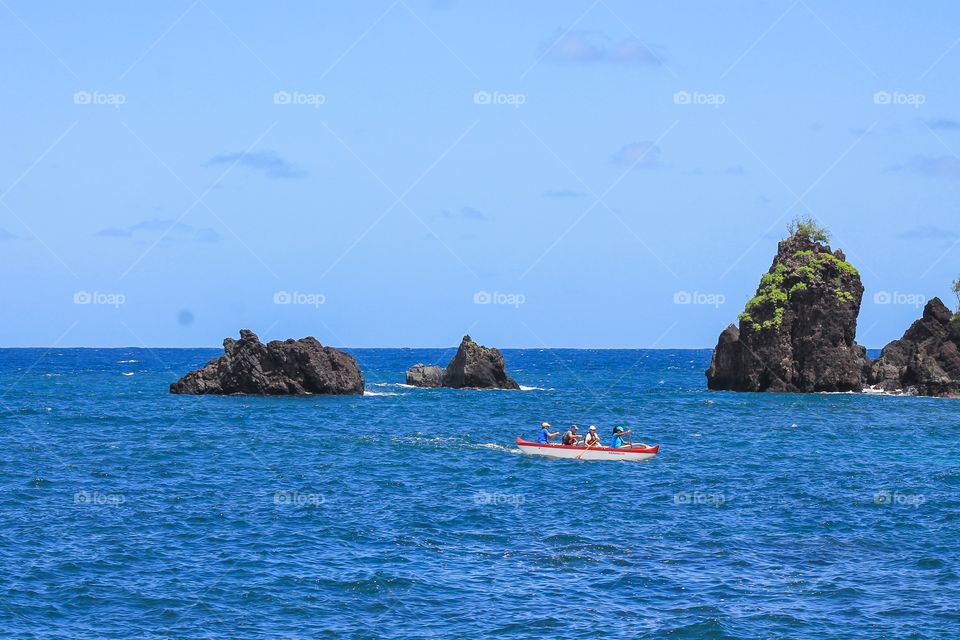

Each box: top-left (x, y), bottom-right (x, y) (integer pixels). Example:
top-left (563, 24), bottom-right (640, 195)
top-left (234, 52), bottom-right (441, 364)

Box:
top-left (405, 335), bottom-right (520, 389)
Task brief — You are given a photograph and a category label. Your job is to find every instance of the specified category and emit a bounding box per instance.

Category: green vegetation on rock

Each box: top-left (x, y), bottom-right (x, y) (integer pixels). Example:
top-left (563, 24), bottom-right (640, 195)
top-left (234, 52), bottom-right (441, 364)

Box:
top-left (788, 215), bottom-right (830, 245)
top-left (952, 277), bottom-right (960, 313)
top-left (789, 282), bottom-right (808, 297)
top-left (835, 288), bottom-right (854, 304)
top-left (810, 252), bottom-right (858, 278)
top-left (741, 263), bottom-right (790, 332)
top-left (738, 224), bottom-right (859, 332)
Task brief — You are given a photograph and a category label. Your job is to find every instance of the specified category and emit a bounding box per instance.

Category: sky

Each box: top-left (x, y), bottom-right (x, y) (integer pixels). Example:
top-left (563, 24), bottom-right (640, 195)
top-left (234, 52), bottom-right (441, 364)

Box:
top-left (1, 0), bottom-right (959, 349)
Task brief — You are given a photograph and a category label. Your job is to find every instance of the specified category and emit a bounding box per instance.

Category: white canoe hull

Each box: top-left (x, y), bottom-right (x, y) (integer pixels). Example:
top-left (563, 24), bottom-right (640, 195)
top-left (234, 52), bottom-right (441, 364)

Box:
top-left (516, 437), bottom-right (659, 462)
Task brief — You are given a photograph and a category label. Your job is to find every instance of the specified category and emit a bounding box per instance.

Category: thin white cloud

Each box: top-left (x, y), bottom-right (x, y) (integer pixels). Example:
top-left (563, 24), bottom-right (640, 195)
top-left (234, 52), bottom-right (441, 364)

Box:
top-left (541, 30), bottom-right (661, 66)
top-left (898, 225), bottom-right (959, 240)
top-left (901, 155), bottom-right (960, 179)
top-left (204, 150), bottom-right (307, 179)
top-left (96, 218), bottom-right (220, 243)
top-left (611, 141), bottom-right (662, 169)
top-left (927, 118), bottom-right (960, 131)
top-left (130, 218), bottom-right (193, 233)
top-left (441, 206), bottom-right (487, 221)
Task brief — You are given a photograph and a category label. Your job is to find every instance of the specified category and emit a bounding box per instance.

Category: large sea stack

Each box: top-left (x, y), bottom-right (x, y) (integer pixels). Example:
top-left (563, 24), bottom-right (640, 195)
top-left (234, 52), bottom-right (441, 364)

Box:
top-left (406, 335), bottom-right (520, 389)
top-left (706, 227), bottom-right (868, 392)
top-left (868, 298), bottom-right (960, 397)
top-left (170, 329), bottom-right (364, 395)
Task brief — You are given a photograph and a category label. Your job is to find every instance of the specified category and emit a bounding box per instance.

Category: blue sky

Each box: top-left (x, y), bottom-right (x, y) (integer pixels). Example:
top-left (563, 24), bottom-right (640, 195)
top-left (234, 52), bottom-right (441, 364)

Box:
top-left (1, 0), bottom-right (959, 348)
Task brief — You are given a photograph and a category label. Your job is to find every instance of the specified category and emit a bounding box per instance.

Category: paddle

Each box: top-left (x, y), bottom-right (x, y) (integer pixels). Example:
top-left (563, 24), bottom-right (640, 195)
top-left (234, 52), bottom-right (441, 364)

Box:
top-left (576, 433), bottom-right (599, 459)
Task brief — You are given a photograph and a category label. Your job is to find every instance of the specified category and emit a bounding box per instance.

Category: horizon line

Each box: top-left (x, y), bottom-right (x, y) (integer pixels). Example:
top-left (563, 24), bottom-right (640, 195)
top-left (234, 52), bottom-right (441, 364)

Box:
top-left (0, 344), bottom-right (888, 351)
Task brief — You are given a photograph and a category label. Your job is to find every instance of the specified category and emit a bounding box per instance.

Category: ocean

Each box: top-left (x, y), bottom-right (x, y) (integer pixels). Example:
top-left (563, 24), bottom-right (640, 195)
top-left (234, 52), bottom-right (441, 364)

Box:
top-left (1, 347), bottom-right (957, 639)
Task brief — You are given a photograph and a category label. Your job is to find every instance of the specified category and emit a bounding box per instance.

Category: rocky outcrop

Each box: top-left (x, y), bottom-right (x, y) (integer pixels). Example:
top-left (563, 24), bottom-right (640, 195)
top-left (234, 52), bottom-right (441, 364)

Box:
top-left (705, 324), bottom-right (744, 391)
top-left (868, 298), bottom-right (960, 397)
top-left (445, 335), bottom-right (520, 389)
top-left (405, 364), bottom-right (444, 387)
top-left (170, 329), bottom-right (364, 395)
top-left (405, 335), bottom-right (520, 389)
top-left (706, 232), bottom-right (869, 392)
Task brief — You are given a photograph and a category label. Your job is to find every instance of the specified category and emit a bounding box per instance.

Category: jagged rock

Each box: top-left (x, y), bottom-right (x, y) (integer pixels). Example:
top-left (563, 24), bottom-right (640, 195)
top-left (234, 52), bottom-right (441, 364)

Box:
top-left (405, 364), bottom-right (444, 387)
top-left (868, 298), bottom-right (960, 397)
top-left (405, 335), bottom-right (520, 389)
top-left (445, 335), bottom-right (520, 389)
top-left (170, 329), bottom-right (364, 395)
top-left (706, 232), bottom-right (868, 392)
top-left (705, 324), bottom-right (744, 390)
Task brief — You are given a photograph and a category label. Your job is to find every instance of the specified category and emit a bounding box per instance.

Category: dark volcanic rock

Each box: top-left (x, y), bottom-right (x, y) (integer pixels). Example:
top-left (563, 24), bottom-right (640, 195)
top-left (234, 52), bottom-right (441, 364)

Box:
top-left (706, 232), bottom-right (868, 392)
top-left (170, 329), bottom-right (364, 395)
top-left (405, 335), bottom-right (520, 389)
top-left (706, 324), bottom-right (744, 390)
top-left (405, 364), bottom-right (444, 387)
top-left (445, 335), bottom-right (520, 389)
top-left (868, 298), bottom-right (960, 397)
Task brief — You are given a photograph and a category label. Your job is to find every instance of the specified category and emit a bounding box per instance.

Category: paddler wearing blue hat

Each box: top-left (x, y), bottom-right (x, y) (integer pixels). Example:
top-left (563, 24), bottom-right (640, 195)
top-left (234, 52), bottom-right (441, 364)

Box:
top-left (610, 426), bottom-right (632, 448)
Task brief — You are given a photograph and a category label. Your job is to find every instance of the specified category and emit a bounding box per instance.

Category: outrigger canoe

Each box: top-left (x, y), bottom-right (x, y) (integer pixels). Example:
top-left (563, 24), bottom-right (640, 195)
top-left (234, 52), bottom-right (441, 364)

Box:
top-left (516, 437), bottom-right (659, 461)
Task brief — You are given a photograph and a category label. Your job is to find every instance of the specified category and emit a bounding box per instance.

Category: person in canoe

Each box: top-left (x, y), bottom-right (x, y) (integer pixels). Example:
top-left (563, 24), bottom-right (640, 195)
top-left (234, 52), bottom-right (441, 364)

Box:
top-left (611, 426), bottom-right (633, 448)
top-left (583, 425), bottom-right (601, 449)
top-left (537, 422), bottom-right (559, 444)
top-left (561, 425), bottom-right (581, 446)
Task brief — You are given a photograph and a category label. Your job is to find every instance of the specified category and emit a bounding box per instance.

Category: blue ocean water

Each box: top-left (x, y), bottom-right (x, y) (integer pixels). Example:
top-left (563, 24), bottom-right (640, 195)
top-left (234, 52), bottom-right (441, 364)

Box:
top-left (0, 347), bottom-right (957, 639)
